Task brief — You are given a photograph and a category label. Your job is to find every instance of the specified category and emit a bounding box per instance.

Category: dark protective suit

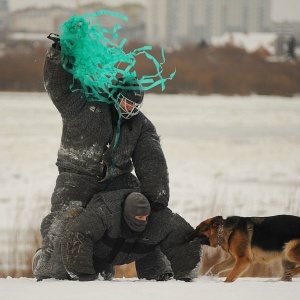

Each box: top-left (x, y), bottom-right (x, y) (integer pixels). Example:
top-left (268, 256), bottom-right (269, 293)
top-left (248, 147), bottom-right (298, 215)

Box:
top-left (35, 190), bottom-right (202, 281)
top-left (44, 45), bottom-right (169, 212)
top-left (37, 44), bottom-right (171, 279)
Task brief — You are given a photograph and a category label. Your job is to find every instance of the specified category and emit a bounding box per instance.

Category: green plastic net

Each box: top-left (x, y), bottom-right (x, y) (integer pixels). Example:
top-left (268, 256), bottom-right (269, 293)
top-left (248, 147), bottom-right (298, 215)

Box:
top-left (58, 10), bottom-right (175, 103)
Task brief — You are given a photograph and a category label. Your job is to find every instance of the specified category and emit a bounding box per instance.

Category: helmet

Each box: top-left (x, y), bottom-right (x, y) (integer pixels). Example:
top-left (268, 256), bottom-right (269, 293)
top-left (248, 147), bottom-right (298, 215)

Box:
top-left (115, 77), bottom-right (144, 119)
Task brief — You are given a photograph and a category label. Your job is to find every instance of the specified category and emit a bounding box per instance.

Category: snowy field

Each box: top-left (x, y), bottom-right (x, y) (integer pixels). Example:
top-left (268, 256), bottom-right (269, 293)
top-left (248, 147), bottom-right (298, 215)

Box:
top-left (1, 92), bottom-right (300, 299)
top-left (1, 276), bottom-right (300, 300)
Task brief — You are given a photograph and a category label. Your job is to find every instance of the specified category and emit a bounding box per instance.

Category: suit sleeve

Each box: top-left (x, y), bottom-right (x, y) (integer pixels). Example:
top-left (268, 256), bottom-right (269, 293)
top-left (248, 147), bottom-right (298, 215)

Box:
top-left (152, 209), bottom-right (202, 280)
top-left (43, 46), bottom-right (86, 119)
top-left (132, 118), bottom-right (169, 208)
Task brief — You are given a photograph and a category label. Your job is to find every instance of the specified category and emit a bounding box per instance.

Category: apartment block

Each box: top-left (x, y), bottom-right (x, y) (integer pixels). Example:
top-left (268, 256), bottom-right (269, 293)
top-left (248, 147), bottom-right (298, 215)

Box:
top-left (146, 0), bottom-right (273, 47)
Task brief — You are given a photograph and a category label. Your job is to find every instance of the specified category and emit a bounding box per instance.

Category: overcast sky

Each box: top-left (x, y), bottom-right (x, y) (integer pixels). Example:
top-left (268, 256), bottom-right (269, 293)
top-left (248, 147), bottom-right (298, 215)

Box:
top-left (8, 0), bottom-right (300, 22)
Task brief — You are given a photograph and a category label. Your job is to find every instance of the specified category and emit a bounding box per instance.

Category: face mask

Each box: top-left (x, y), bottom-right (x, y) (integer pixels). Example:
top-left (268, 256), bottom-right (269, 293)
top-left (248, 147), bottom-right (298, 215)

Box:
top-left (123, 214), bottom-right (148, 232)
top-left (116, 93), bottom-right (143, 119)
top-left (123, 192), bottom-right (151, 232)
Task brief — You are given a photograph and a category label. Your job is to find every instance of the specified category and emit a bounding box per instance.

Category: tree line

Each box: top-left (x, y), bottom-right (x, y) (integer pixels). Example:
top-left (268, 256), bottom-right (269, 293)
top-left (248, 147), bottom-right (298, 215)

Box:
top-left (1, 44), bottom-right (300, 97)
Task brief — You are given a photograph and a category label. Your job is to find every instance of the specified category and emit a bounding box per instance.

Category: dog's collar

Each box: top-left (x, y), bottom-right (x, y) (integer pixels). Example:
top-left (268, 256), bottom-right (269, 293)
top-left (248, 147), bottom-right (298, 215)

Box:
top-left (217, 224), bottom-right (224, 246)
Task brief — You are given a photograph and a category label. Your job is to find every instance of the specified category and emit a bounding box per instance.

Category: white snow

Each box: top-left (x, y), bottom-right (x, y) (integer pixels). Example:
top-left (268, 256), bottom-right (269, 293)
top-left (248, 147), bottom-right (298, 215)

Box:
top-left (1, 92), bottom-right (300, 299)
top-left (0, 276), bottom-right (300, 300)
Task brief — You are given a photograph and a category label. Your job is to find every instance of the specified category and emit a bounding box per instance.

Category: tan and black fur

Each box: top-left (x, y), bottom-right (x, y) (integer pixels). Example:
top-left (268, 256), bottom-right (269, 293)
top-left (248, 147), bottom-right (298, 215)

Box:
top-left (191, 215), bottom-right (300, 282)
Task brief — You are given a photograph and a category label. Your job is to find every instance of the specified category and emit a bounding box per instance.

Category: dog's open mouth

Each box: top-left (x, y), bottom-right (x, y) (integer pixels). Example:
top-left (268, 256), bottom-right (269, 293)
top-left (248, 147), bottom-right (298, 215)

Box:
top-left (198, 235), bottom-right (210, 245)
top-left (187, 231), bottom-right (210, 245)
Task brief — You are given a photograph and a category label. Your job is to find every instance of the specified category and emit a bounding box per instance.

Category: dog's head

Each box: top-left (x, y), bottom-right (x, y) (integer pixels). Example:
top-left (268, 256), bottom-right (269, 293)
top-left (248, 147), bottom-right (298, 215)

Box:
top-left (189, 216), bottom-right (224, 247)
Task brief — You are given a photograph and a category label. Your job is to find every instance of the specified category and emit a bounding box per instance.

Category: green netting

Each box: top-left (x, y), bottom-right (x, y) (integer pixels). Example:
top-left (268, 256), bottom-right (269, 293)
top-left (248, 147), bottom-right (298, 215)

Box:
top-left (58, 10), bottom-right (176, 104)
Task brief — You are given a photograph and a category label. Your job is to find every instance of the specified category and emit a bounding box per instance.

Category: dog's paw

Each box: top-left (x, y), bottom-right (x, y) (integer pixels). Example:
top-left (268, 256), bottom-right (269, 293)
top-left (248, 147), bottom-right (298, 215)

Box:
top-left (206, 270), bottom-right (218, 277)
top-left (207, 266), bottom-right (220, 276)
top-left (224, 276), bottom-right (236, 283)
top-left (280, 273), bottom-right (292, 282)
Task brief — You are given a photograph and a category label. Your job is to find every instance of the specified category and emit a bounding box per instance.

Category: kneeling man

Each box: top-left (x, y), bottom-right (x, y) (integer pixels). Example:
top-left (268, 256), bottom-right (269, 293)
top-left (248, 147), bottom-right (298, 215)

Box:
top-left (33, 191), bottom-right (202, 282)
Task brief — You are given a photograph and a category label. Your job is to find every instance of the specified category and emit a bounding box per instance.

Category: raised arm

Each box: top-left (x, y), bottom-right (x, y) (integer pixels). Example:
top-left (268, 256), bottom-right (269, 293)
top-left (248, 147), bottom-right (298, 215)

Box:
top-left (43, 38), bottom-right (86, 119)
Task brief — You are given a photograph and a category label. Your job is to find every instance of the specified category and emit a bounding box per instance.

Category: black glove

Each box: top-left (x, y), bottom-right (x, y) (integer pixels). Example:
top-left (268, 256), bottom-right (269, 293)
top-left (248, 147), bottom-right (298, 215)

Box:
top-left (150, 202), bottom-right (165, 212)
top-left (47, 33), bottom-right (61, 50)
top-left (155, 272), bottom-right (173, 281)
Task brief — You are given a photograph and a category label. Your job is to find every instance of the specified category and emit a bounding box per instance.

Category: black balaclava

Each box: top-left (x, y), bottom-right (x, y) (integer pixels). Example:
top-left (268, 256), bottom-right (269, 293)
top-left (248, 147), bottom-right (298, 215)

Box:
top-left (123, 192), bottom-right (151, 232)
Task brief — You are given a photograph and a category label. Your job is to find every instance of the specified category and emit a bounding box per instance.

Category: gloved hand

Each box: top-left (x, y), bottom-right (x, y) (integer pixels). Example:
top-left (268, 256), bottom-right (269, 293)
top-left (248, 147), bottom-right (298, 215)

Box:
top-left (47, 33), bottom-right (61, 50)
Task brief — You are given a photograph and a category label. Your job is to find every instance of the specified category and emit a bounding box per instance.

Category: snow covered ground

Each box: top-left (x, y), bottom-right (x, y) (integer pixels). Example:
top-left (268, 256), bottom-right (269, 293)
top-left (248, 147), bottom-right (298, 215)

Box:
top-left (1, 92), bottom-right (300, 299)
top-left (1, 276), bottom-right (300, 300)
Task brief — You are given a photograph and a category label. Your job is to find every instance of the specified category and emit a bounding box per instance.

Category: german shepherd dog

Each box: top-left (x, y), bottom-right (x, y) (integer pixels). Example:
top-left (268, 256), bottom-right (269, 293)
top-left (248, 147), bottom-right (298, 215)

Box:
top-left (190, 215), bottom-right (300, 282)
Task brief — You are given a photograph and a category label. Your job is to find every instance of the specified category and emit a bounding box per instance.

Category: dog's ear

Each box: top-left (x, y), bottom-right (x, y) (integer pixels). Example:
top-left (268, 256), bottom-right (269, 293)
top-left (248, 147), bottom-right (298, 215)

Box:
top-left (211, 216), bottom-right (224, 228)
top-left (197, 219), bottom-right (212, 232)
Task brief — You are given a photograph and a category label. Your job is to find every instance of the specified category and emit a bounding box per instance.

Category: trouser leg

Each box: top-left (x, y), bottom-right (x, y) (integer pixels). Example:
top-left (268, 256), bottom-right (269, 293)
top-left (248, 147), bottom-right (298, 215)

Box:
top-left (34, 173), bottom-right (97, 280)
top-left (153, 209), bottom-right (202, 281)
top-left (33, 209), bottom-right (82, 280)
top-left (135, 247), bottom-right (173, 281)
top-left (165, 238), bottom-right (202, 281)
top-left (61, 208), bottom-right (107, 277)
top-left (50, 172), bottom-right (99, 211)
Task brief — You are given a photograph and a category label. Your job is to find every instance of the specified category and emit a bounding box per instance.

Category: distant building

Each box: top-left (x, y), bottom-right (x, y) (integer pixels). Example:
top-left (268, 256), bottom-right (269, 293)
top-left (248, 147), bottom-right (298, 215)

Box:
top-left (146, 0), bottom-right (273, 48)
top-left (7, 0), bottom-right (300, 56)
top-left (273, 21), bottom-right (300, 39)
top-left (7, 32), bottom-right (50, 49)
top-left (146, 0), bottom-right (202, 48)
top-left (11, 7), bottom-right (74, 33)
top-left (270, 22), bottom-right (300, 57)
top-left (0, 0), bottom-right (9, 41)
top-left (78, 3), bottom-right (146, 43)
top-left (117, 5), bottom-right (146, 43)
top-left (9, 4), bottom-right (146, 44)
